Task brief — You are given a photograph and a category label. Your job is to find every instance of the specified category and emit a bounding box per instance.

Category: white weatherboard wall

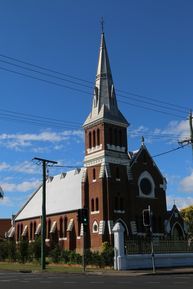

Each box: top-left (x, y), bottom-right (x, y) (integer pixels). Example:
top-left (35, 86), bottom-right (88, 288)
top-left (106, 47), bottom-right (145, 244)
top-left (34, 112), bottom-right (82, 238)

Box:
top-left (113, 222), bottom-right (193, 270)
top-left (15, 169), bottom-right (84, 221)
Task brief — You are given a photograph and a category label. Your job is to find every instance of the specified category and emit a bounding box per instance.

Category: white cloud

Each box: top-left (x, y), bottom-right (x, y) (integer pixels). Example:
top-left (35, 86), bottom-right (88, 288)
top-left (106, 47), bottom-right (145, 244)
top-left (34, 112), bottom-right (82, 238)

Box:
top-left (167, 195), bottom-right (193, 210)
top-left (130, 119), bottom-right (189, 144)
top-left (180, 171), bottom-right (193, 193)
top-left (0, 129), bottom-right (83, 151)
top-left (1, 180), bottom-right (40, 193)
top-left (0, 162), bottom-right (10, 171)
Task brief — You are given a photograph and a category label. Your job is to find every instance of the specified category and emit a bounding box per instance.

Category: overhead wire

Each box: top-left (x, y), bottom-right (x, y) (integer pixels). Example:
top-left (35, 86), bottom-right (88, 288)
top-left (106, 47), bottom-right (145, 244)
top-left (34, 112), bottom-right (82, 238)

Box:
top-left (0, 53), bottom-right (190, 119)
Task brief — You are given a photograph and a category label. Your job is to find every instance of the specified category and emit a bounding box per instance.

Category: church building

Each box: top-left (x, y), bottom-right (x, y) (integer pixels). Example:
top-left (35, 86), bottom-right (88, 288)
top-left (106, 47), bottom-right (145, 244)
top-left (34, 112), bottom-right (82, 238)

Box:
top-left (12, 32), bottom-right (187, 252)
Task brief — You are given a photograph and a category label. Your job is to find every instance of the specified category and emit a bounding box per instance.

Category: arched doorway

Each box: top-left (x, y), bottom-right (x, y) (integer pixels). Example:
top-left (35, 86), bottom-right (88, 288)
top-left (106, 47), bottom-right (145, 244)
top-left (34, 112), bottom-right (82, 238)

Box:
top-left (171, 222), bottom-right (184, 240)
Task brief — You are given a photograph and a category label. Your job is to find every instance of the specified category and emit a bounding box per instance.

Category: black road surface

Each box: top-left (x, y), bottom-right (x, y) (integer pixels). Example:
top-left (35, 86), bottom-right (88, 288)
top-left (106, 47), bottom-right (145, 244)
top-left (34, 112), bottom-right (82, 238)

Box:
top-left (0, 271), bottom-right (193, 289)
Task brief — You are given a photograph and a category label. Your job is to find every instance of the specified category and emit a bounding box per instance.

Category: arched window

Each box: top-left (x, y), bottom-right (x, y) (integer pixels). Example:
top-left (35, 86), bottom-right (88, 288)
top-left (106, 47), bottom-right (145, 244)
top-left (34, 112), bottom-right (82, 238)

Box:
top-left (30, 222), bottom-right (33, 240)
top-left (20, 224), bottom-right (23, 237)
top-left (116, 167), bottom-right (120, 180)
top-left (59, 218), bottom-right (63, 238)
top-left (91, 198), bottom-right (95, 211)
top-left (93, 168), bottom-right (96, 180)
top-left (33, 222), bottom-right (36, 240)
top-left (47, 219), bottom-right (51, 238)
top-left (115, 196), bottom-right (119, 210)
top-left (109, 128), bottom-right (113, 145)
top-left (96, 197), bottom-right (99, 211)
top-left (89, 132), bottom-right (92, 149)
top-left (114, 128), bottom-right (118, 146)
top-left (17, 224), bottom-right (20, 241)
top-left (92, 221), bottom-right (99, 233)
top-left (93, 130), bottom-right (96, 147)
top-left (119, 130), bottom-right (122, 146)
top-left (120, 197), bottom-right (124, 211)
top-left (64, 216), bottom-right (68, 238)
top-left (97, 128), bottom-right (100, 146)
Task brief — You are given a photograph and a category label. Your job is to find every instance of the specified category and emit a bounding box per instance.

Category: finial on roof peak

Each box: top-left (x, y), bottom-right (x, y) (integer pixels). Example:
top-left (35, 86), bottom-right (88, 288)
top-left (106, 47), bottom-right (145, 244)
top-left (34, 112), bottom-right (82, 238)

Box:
top-left (141, 136), bottom-right (145, 146)
top-left (100, 17), bottom-right (104, 33)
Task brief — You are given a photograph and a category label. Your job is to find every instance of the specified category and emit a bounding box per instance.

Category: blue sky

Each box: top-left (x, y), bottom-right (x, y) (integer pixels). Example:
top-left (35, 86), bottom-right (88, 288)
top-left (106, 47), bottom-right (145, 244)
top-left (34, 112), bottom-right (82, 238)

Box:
top-left (0, 0), bottom-right (193, 218)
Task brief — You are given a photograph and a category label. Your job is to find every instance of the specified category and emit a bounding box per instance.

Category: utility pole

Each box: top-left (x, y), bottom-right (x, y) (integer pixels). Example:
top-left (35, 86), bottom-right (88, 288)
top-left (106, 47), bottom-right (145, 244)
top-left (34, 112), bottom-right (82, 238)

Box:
top-left (33, 157), bottom-right (57, 270)
top-left (179, 111), bottom-right (193, 154)
top-left (0, 186), bottom-right (4, 199)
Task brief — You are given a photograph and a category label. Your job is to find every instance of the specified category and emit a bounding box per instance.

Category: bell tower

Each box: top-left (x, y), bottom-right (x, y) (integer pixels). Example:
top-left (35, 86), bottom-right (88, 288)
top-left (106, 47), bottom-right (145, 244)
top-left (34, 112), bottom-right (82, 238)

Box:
top-left (82, 32), bottom-right (130, 250)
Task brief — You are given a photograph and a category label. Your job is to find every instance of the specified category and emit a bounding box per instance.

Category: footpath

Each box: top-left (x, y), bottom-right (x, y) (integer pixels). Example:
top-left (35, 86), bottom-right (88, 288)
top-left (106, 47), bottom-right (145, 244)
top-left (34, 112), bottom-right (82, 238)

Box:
top-left (86, 267), bottom-right (193, 276)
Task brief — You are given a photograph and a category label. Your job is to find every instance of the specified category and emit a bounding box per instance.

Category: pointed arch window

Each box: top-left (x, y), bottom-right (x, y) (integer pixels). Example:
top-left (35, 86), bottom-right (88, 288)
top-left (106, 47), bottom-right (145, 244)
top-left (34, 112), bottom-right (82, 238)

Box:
top-left (17, 224), bottom-right (20, 241)
top-left (116, 167), bottom-right (120, 181)
top-left (114, 128), bottom-right (118, 146)
top-left (120, 197), bottom-right (124, 211)
top-left (97, 128), bottom-right (100, 146)
top-left (20, 224), bottom-right (23, 238)
top-left (33, 222), bottom-right (36, 240)
top-left (109, 128), bottom-right (113, 145)
top-left (64, 216), bottom-right (68, 238)
top-left (91, 198), bottom-right (95, 212)
top-left (47, 219), bottom-right (51, 238)
top-left (89, 132), bottom-right (92, 149)
top-left (59, 217), bottom-right (63, 238)
top-left (114, 195), bottom-right (124, 211)
top-left (115, 196), bottom-right (119, 210)
top-left (93, 130), bottom-right (96, 147)
top-left (119, 130), bottom-right (122, 146)
top-left (96, 197), bottom-right (99, 211)
top-left (30, 222), bottom-right (33, 240)
top-left (92, 221), bottom-right (99, 233)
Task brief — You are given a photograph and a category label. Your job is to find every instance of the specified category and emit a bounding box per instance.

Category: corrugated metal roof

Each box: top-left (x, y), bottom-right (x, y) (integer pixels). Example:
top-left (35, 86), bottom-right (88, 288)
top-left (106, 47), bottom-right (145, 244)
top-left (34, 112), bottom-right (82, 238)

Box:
top-left (15, 168), bottom-right (84, 221)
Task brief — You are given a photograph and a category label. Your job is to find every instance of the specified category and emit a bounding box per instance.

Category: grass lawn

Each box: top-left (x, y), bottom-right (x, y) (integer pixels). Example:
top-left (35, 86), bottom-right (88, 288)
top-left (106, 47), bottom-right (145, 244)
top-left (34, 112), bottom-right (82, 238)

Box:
top-left (0, 262), bottom-right (84, 273)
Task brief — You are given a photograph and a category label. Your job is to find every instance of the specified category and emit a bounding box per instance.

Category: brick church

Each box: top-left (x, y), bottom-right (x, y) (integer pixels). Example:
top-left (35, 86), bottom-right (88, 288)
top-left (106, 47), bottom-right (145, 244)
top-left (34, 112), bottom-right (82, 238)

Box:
top-left (10, 32), bottom-right (187, 252)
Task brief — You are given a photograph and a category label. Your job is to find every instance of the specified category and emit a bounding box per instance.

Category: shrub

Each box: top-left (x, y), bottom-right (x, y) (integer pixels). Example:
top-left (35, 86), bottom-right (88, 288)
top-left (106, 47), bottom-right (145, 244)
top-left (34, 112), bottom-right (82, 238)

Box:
top-left (49, 244), bottom-right (61, 263)
top-left (101, 242), bottom-right (114, 266)
top-left (0, 240), bottom-right (8, 261)
top-left (18, 239), bottom-right (29, 263)
top-left (7, 240), bottom-right (17, 261)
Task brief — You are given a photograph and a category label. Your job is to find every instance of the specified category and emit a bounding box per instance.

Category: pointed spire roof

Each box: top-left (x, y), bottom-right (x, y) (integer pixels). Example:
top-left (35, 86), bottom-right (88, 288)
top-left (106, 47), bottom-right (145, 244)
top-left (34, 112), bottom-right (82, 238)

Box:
top-left (83, 33), bottom-right (129, 128)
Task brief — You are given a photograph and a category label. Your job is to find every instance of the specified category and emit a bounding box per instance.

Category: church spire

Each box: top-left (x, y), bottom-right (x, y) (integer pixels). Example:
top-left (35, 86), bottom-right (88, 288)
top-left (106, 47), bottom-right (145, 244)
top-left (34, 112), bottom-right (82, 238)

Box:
top-left (83, 32), bottom-right (129, 128)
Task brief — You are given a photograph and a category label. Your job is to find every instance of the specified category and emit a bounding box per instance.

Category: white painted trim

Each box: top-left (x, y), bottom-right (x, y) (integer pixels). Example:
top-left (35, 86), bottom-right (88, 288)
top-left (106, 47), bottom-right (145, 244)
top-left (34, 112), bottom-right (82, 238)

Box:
top-left (91, 211), bottom-right (99, 215)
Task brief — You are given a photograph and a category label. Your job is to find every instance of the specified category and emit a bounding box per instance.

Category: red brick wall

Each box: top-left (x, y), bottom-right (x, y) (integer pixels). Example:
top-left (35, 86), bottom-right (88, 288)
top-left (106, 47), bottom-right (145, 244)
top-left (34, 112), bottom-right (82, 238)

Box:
top-left (0, 219), bottom-right (11, 239)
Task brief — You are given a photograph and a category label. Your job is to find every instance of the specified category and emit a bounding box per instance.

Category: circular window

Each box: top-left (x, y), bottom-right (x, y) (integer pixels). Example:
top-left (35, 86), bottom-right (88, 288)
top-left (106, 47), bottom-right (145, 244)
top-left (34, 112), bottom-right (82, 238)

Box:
top-left (140, 178), bottom-right (152, 195)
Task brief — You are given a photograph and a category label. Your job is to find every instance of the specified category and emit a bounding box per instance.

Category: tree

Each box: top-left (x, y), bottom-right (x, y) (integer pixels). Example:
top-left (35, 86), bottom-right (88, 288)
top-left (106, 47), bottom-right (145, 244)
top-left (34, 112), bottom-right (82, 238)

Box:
top-left (181, 205), bottom-right (193, 237)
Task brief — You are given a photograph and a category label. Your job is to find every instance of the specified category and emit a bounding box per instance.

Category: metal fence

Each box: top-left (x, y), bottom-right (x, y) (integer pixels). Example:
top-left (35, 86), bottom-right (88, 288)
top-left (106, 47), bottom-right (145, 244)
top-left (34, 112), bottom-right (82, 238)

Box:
top-left (126, 239), bottom-right (193, 255)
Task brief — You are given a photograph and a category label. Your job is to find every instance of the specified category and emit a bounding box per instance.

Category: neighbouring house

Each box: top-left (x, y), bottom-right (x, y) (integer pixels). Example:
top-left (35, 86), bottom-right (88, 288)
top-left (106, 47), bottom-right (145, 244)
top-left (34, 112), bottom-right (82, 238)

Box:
top-left (0, 218), bottom-right (12, 240)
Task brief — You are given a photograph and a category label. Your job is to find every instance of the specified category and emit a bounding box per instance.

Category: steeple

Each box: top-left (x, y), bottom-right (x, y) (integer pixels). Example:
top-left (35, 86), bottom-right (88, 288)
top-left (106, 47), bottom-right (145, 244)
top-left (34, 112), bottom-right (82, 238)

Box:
top-left (83, 33), bottom-right (129, 128)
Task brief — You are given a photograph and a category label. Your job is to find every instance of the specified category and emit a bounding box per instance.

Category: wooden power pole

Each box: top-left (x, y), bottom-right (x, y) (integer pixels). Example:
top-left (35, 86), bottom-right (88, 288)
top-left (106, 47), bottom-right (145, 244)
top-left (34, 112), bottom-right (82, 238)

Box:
top-left (179, 111), bottom-right (193, 154)
top-left (33, 157), bottom-right (57, 270)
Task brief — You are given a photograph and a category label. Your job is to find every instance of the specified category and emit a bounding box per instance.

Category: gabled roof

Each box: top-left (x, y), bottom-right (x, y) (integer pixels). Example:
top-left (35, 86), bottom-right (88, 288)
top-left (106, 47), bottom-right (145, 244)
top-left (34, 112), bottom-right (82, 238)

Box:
top-left (129, 144), bottom-right (165, 180)
top-left (83, 33), bottom-right (128, 128)
top-left (15, 169), bottom-right (84, 221)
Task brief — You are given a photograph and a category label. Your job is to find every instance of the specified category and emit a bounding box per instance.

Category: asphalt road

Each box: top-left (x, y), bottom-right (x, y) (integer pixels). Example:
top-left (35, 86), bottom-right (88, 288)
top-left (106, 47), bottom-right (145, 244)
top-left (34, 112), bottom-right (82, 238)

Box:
top-left (0, 271), bottom-right (193, 289)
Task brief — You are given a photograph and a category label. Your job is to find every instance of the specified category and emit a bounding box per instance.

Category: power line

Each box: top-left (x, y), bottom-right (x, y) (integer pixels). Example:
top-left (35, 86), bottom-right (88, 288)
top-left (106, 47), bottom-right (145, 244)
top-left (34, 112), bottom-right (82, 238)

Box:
top-left (152, 143), bottom-right (190, 158)
top-left (0, 53), bottom-right (190, 117)
top-left (0, 64), bottom-right (187, 120)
